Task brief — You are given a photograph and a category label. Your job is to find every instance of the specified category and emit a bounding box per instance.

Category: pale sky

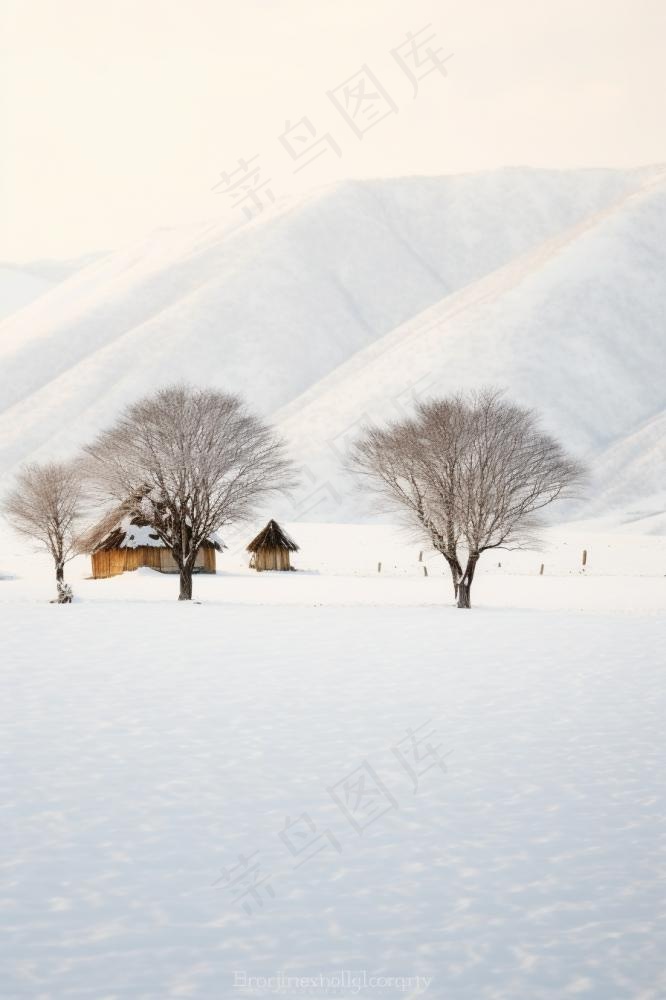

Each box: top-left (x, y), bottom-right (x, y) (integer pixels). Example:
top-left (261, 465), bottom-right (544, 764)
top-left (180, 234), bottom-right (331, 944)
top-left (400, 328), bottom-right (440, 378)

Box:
top-left (1, 0), bottom-right (664, 261)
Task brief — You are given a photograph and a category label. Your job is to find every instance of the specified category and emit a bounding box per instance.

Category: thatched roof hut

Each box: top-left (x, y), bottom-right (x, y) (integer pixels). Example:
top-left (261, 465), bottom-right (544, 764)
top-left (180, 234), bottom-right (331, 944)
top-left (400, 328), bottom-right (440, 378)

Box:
top-left (247, 519), bottom-right (298, 571)
top-left (82, 510), bottom-right (224, 579)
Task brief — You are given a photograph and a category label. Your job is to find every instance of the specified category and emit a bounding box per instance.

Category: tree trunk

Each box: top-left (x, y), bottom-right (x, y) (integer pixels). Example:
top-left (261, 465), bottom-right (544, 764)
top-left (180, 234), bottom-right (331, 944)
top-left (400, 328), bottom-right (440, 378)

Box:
top-left (445, 555), bottom-right (463, 600)
top-left (178, 564), bottom-right (193, 601)
top-left (457, 553), bottom-right (479, 609)
top-left (55, 561), bottom-right (64, 584)
top-left (431, 532), bottom-right (462, 600)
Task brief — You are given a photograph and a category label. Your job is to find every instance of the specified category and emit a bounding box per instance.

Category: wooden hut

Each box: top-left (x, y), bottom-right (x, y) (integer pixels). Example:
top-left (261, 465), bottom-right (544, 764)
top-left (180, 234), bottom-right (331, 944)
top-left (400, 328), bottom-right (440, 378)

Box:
top-left (84, 511), bottom-right (223, 579)
top-left (247, 519), bottom-right (298, 571)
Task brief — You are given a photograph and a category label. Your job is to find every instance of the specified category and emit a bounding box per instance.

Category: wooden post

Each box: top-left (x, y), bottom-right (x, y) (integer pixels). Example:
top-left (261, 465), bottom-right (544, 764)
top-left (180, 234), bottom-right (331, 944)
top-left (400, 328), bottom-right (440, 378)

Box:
top-left (378, 561), bottom-right (382, 573)
top-left (539, 563), bottom-right (544, 575)
top-left (418, 551), bottom-right (423, 562)
top-left (423, 565), bottom-right (428, 577)
top-left (582, 549), bottom-right (587, 568)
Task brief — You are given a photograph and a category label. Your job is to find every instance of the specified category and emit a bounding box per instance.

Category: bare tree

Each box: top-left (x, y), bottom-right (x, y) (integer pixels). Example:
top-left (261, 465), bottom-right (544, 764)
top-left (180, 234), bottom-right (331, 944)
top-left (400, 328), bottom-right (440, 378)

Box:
top-left (451, 389), bottom-right (584, 607)
top-left (2, 461), bottom-right (84, 599)
top-left (83, 385), bottom-right (295, 600)
top-left (349, 388), bottom-right (584, 609)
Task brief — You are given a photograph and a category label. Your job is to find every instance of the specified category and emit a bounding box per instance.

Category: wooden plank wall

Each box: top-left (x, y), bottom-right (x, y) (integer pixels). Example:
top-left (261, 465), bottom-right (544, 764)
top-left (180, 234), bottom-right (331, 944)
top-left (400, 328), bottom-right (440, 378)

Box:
top-left (91, 546), bottom-right (216, 578)
top-left (254, 547), bottom-right (291, 571)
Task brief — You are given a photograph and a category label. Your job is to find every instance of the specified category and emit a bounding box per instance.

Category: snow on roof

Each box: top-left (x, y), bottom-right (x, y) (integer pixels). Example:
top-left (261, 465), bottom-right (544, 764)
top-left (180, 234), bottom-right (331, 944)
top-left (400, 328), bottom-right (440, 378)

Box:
top-left (117, 517), bottom-right (162, 549)
top-left (87, 513), bottom-right (224, 553)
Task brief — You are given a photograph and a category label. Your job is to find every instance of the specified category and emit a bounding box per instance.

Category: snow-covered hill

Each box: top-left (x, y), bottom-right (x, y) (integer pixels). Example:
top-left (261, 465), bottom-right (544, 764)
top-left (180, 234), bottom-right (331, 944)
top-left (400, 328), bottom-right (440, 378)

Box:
top-left (270, 170), bottom-right (666, 523)
top-left (0, 166), bottom-right (664, 526)
top-left (0, 253), bottom-right (106, 324)
top-left (583, 410), bottom-right (666, 531)
top-left (0, 266), bottom-right (53, 322)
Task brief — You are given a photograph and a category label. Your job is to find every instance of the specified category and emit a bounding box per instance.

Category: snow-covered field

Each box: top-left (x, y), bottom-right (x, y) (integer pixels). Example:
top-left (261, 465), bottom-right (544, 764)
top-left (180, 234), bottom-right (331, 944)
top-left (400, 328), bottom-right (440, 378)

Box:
top-left (2, 522), bottom-right (665, 612)
top-left (1, 524), bottom-right (665, 998)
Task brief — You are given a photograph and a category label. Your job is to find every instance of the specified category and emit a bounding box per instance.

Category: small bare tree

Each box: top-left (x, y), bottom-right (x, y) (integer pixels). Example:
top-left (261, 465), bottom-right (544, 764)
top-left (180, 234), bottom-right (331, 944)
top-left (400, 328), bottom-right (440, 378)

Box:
top-left (83, 385), bottom-right (295, 600)
top-left (2, 461), bottom-right (84, 600)
top-left (349, 388), bottom-right (584, 609)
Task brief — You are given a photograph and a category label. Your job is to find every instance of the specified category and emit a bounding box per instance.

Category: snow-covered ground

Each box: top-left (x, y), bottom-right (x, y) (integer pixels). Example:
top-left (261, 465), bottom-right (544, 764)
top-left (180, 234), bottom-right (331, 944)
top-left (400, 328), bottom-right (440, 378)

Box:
top-left (2, 522), bottom-right (665, 613)
top-left (1, 523), bottom-right (665, 998)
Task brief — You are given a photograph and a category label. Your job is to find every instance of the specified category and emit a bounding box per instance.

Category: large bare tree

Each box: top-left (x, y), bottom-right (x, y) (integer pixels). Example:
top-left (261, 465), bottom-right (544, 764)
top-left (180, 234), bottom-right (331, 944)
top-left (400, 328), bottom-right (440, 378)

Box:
top-left (83, 385), bottom-right (295, 600)
top-left (2, 461), bottom-right (84, 598)
top-left (349, 389), bottom-right (584, 609)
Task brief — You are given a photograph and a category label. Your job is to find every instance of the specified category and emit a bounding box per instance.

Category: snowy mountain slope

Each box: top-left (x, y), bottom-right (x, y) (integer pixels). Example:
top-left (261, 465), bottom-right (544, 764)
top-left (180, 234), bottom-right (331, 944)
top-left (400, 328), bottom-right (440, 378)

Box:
top-left (0, 166), bottom-right (660, 472)
top-left (0, 253), bottom-right (105, 324)
top-left (270, 171), bottom-right (666, 523)
top-left (582, 409), bottom-right (666, 529)
top-left (0, 266), bottom-right (53, 322)
top-left (11, 251), bottom-right (105, 285)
